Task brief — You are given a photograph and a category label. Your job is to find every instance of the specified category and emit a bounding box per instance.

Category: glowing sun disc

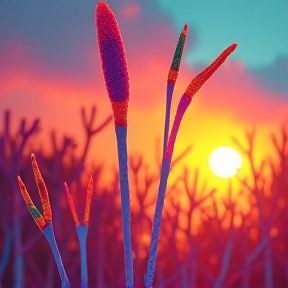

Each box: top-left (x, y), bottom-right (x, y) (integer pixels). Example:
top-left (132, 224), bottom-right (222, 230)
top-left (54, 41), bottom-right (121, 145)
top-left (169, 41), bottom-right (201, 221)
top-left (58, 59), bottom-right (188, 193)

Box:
top-left (209, 146), bottom-right (242, 178)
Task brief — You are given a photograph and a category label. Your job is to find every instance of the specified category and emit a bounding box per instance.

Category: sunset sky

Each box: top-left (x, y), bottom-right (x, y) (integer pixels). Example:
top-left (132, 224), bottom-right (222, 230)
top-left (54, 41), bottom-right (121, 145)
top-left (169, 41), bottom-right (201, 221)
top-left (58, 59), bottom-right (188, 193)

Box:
top-left (1, 0), bottom-right (288, 193)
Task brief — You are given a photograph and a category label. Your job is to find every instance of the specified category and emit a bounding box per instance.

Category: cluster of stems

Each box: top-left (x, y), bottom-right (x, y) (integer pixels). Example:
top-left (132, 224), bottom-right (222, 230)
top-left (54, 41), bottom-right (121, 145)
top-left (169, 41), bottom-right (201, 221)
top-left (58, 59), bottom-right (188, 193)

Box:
top-left (17, 2), bottom-right (237, 287)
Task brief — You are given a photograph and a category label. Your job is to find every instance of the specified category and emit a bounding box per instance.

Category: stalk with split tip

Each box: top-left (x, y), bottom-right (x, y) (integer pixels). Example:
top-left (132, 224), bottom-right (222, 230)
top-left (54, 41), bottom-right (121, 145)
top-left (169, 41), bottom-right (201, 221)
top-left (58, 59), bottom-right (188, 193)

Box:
top-left (145, 43), bottom-right (237, 288)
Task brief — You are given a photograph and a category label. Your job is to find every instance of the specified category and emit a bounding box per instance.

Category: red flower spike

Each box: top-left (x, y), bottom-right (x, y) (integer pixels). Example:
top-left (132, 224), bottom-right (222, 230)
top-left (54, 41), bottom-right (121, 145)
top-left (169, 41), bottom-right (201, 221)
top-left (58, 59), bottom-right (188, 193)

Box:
top-left (64, 176), bottom-right (93, 227)
top-left (96, 2), bottom-right (130, 127)
top-left (83, 175), bottom-right (93, 227)
top-left (64, 183), bottom-right (80, 227)
top-left (185, 43), bottom-right (237, 99)
top-left (111, 100), bottom-right (129, 126)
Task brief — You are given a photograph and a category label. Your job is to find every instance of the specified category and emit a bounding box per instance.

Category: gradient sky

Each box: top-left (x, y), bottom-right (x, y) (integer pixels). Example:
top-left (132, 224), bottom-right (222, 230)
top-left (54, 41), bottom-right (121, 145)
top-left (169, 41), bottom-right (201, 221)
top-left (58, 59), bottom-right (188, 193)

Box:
top-left (1, 0), bottom-right (288, 192)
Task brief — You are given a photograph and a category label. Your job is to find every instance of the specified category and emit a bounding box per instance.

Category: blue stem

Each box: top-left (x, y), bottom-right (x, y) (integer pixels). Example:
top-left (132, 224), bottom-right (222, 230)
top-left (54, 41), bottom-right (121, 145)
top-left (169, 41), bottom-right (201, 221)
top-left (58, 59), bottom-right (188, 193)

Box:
top-left (145, 158), bottom-right (171, 288)
top-left (115, 126), bottom-right (133, 288)
top-left (162, 83), bottom-right (174, 159)
top-left (14, 216), bottom-right (23, 288)
top-left (43, 224), bottom-right (70, 288)
top-left (0, 222), bottom-right (11, 278)
top-left (76, 226), bottom-right (88, 288)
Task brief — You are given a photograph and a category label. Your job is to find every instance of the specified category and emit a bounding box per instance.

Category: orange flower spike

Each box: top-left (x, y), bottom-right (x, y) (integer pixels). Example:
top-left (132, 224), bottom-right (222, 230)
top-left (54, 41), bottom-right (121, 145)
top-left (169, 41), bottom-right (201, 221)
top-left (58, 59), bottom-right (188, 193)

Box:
top-left (64, 183), bottom-right (80, 226)
top-left (31, 154), bottom-right (52, 223)
top-left (83, 175), bottom-right (93, 226)
top-left (185, 43), bottom-right (238, 99)
top-left (17, 176), bottom-right (47, 230)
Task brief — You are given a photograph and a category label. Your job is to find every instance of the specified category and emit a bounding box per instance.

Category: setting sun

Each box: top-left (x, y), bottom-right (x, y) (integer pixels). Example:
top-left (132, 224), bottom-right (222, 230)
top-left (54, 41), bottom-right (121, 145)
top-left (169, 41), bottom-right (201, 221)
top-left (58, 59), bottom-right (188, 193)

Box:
top-left (209, 146), bottom-right (242, 178)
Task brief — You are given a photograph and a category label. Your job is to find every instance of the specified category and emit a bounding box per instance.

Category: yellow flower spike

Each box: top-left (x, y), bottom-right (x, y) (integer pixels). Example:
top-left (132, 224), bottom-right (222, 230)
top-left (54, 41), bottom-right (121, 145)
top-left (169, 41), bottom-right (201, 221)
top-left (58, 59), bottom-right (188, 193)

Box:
top-left (17, 176), bottom-right (47, 230)
top-left (31, 153), bottom-right (52, 223)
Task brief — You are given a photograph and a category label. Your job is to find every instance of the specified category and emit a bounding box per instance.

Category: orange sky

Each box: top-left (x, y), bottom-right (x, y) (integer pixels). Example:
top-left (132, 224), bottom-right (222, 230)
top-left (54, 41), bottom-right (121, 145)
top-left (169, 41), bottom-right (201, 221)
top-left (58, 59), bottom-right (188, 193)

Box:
top-left (1, 1), bottom-right (288, 198)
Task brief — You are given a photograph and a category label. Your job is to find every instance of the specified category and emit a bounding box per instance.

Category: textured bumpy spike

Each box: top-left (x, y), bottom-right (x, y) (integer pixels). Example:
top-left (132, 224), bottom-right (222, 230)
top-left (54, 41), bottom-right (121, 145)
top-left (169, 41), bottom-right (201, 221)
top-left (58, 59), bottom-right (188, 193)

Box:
top-left (185, 43), bottom-right (237, 99)
top-left (96, 3), bottom-right (134, 288)
top-left (64, 183), bottom-right (80, 227)
top-left (96, 1), bottom-right (129, 126)
top-left (18, 155), bottom-right (70, 287)
top-left (17, 176), bottom-right (47, 230)
top-left (165, 43), bottom-right (237, 160)
top-left (163, 24), bottom-right (188, 159)
top-left (83, 175), bottom-right (93, 226)
top-left (31, 154), bottom-right (52, 223)
top-left (167, 23), bottom-right (188, 84)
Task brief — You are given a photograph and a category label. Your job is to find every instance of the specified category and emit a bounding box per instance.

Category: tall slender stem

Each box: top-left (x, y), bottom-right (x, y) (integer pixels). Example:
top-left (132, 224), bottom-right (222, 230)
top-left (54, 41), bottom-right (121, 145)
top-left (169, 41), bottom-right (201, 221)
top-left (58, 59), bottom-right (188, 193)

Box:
top-left (145, 95), bottom-right (190, 288)
top-left (43, 224), bottom-right (70, 288)
top-left (162, 83), bottom-right (174, 159)
top-left (115, 126), bottom-right (133, 288)
top-left (145, 159), bottom-right (171, 288)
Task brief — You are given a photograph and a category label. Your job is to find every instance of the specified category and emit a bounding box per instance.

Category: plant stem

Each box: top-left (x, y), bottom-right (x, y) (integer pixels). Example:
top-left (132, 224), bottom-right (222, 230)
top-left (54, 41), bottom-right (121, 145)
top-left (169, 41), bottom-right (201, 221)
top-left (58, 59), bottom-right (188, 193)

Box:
top-left (43, 224), bottom-right (70, 288)
top-left (115, 126), bottom-right (133, 288)
top-left (76, 226), bottom-right (88, 288)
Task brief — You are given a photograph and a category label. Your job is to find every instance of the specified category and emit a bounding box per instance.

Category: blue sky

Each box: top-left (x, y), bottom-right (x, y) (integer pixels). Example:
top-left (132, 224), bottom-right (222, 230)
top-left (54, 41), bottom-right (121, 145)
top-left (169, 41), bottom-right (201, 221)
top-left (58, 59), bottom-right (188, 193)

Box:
top-left (155, 0), bottom-right (288, 97)
top-left (156, 0), bottom-right (288, 67)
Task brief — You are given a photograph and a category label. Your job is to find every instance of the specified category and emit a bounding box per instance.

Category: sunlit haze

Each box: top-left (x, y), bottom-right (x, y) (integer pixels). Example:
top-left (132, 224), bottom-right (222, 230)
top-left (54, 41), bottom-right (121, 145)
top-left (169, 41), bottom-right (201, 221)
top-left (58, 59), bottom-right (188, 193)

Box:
top-left (209, 146), bottom-right (242, 178)
top-left (1, 0), bottom-right (287, 191)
